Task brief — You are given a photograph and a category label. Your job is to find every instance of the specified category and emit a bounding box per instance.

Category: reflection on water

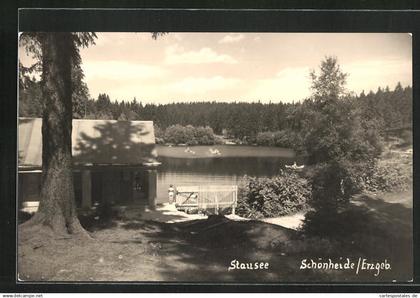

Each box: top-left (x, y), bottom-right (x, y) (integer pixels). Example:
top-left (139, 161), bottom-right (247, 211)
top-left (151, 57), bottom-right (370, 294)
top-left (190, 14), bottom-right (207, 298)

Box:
top-left (156, 145), bottom-right (296, 204)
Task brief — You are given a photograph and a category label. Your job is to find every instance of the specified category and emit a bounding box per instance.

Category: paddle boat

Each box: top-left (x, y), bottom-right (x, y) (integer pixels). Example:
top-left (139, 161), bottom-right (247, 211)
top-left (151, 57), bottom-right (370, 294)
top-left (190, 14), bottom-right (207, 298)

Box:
top-left (285, 161), bottom-right (305, 171)
top-left (209, 148), bottom-right (221, 155)
top-left (184, 147), bottom-right (195, 155)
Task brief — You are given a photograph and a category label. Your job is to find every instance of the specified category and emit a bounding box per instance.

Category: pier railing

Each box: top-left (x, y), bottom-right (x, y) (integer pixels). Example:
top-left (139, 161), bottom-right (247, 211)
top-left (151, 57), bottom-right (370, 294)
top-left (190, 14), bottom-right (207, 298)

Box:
top-left (175, 185), bottom-right (238, 214)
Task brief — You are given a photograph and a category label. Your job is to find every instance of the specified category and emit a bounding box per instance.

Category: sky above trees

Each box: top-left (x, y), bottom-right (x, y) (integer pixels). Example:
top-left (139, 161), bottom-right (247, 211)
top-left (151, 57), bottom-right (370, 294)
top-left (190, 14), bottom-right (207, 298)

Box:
top-left (19, 32), bottom-right (412, 104)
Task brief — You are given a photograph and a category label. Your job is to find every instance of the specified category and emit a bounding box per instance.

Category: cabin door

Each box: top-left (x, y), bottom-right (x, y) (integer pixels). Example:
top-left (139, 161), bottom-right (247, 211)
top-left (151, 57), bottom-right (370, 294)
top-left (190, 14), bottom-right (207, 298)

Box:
top-left (132, 170), bottom-right (147, 204)
top-left (91, 171), bottom-right (103, 205)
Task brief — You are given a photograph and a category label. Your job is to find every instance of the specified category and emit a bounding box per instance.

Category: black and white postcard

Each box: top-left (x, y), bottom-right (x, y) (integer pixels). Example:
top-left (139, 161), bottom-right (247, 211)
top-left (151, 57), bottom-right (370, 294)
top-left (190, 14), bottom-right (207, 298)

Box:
top-left (8, 8), bottom-right (417, 290)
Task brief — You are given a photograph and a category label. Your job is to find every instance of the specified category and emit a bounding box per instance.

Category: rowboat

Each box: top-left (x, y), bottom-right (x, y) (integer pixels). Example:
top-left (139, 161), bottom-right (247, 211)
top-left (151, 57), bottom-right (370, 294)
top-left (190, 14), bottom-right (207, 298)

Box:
top-left (285, 162), bottom-right (304, 171)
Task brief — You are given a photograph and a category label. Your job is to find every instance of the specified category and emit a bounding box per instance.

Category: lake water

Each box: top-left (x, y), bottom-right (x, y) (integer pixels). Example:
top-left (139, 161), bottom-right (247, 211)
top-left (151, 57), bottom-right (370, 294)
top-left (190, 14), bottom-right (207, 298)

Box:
top-left (155, 145), bottom-right (297, 204)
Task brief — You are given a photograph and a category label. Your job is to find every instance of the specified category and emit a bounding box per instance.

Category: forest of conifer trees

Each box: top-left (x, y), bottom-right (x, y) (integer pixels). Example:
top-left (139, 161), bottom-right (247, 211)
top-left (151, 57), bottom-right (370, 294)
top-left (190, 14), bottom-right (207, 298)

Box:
top-left (19, 81), bottom-right (412, 144)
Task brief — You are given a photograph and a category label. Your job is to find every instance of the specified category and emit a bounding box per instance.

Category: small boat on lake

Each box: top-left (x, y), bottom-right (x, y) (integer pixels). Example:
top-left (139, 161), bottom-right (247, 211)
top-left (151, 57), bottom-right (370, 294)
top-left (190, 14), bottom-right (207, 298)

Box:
top-left (285, 162), bottom-right (304, 171)
top-left (209, 148), bottom-right (221, 155)
top-left (185, 147), bottom-right (196, 155)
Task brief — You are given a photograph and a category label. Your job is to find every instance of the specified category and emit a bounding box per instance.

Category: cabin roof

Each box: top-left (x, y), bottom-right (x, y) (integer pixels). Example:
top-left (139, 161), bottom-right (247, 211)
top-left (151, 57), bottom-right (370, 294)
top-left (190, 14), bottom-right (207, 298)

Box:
top-left (19, 118), bottom-right (158, 169)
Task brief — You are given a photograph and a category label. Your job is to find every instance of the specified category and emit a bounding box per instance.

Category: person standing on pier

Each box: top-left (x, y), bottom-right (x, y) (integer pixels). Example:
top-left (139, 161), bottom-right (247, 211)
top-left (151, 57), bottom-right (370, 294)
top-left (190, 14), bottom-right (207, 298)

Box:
top-left (168, 184), bottom-right (175, 204)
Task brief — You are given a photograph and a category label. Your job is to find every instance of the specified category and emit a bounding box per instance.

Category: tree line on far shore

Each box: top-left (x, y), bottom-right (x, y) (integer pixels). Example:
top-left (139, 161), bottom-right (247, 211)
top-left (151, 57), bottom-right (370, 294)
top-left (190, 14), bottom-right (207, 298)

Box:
top-left (20, 79), bottom-right (412, 147)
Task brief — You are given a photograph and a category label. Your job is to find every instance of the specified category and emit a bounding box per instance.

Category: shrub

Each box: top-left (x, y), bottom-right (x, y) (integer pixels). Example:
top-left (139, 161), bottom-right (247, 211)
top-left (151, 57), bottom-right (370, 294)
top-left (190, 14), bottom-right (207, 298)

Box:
top-left (161, 124), bottom-right (218, 145)
top-left (300, 208), bottom-right (367, 239)
top-left (301, 157), bottom-right (412, 241)
top-left (362, 158), bottom-right (412, 192)
top-left (306, 155), bottom-right (412, 198)
top-left (273, 130), bottom-right (290, 147)
top-left (242, 135), bottom-right (257, 145)
top-left (164, 124), bottom-right (189, 144)
top-left (155, 137), bottom-right (165, 144)
top-left (256, 132), bottom-right (275, 146)
top-left (237, 172), bottom-right (311, 218)
top-left (192, 126), bottom-right (216, 145)
top-left (154, 126), bottom-right (165, 144)
top-left (305, 160), bottom-right (367, 212)
top-left (255, 129), bottom-right (305, 152)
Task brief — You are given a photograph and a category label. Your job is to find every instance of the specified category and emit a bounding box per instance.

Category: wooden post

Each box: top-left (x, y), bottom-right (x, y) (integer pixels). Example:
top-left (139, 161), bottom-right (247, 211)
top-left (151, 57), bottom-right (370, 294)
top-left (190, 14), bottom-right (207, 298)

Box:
top-left (81, 169), bottom-right (92, 209)
top-left (215, 194), bottom-right (219, 215)
top-left (232, 187), bottom-right (236, 215)
top-left (18, 173), bottom-right (24, 209)
top-left (147, 169), bottom-right (157, 209)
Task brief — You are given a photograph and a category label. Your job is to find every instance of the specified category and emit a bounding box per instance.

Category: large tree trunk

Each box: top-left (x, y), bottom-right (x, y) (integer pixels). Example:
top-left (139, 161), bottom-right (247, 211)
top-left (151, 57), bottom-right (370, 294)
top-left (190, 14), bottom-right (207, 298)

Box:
top-left (21, 32), bottom-right (87, 237)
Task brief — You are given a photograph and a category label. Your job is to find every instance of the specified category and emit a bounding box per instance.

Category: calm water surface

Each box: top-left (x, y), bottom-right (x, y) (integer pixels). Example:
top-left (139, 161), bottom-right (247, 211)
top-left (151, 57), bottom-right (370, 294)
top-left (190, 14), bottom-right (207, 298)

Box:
top-left (155, 145), bottom-right (297, 203)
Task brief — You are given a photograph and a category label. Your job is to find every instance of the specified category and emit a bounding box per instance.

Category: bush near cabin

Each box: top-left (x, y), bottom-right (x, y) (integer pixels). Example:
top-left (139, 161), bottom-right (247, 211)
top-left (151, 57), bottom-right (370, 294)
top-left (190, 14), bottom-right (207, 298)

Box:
top-left (156, 124), bottom-right (222, 145)
top-left (237, 171), bottom-right (311, 219)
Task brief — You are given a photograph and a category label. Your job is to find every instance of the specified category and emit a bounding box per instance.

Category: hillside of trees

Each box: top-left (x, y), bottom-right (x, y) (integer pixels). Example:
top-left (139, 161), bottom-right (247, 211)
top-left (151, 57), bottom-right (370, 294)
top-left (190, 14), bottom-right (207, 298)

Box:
top-left (19, 82), bottom-right (412, 142)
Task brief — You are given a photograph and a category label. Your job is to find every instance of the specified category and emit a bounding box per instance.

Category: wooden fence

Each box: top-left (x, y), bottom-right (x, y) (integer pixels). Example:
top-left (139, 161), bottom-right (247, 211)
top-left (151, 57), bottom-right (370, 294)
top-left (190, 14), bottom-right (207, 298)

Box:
top-left (175, 185), bottom-right (238, 214)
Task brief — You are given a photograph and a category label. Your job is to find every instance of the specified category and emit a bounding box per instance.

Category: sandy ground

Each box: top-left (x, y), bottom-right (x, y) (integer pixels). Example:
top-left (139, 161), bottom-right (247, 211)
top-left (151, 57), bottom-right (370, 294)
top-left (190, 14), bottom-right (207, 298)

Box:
top-left (260, 213), bottom-right (305, 230)
top-left (132, 203), bottom-right (208, 223)
top-left (137, 203), bottom-right (305, 230)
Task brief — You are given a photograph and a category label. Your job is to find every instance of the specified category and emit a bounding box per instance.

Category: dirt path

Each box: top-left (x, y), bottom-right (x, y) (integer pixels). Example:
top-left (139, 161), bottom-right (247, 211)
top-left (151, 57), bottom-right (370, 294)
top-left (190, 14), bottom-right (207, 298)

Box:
top-left (18, 217), bottom-right (300, 282)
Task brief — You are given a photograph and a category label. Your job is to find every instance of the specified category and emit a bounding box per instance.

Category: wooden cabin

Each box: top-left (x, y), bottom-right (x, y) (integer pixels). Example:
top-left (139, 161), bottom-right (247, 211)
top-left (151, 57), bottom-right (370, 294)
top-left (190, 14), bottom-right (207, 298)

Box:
top-left (18, 118), bottom-right (160, 212)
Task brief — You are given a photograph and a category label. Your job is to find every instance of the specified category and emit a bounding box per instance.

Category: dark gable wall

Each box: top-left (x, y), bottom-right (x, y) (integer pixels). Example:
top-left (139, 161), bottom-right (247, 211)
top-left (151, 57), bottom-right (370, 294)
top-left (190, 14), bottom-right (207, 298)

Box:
top-left (18, 168), bottom-right (152, 209)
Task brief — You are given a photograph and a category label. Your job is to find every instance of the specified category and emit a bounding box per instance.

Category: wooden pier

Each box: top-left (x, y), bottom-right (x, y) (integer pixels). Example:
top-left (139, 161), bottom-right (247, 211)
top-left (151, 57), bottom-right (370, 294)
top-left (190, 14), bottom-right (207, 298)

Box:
top-left (174, 185), bottom-right (238, 214)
